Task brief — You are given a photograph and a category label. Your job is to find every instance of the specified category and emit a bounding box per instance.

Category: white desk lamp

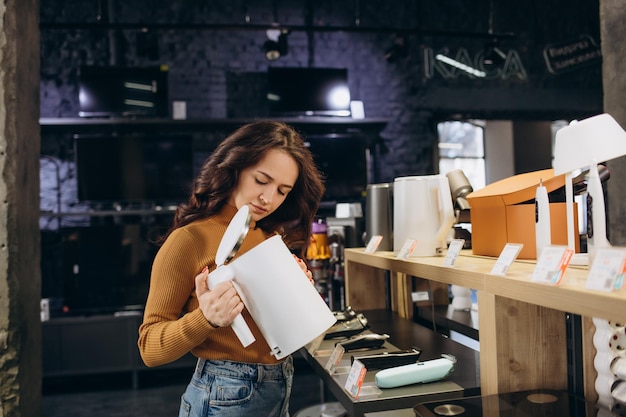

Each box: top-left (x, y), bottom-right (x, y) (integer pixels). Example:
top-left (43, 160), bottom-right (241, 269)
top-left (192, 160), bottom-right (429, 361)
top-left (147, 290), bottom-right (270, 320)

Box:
top-left (553, 113), bottom-right (626, 264)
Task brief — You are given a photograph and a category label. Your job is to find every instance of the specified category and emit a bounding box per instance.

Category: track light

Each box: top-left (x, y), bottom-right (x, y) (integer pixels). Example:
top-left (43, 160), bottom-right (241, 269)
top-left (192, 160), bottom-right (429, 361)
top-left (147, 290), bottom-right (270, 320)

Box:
top-left (263, 28), bottom-right (289, 61)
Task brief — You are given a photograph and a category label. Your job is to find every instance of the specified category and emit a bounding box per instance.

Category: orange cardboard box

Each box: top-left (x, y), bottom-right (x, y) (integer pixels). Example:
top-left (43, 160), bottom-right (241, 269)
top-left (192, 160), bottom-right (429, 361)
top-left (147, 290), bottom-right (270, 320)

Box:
top-left (466, 168), bottom-right (579, 260)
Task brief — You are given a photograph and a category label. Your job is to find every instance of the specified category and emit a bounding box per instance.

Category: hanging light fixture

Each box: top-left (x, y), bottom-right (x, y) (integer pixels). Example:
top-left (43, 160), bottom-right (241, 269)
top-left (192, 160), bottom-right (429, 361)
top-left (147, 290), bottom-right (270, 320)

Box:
top-left (481, 0), bottom-right (506, 70)
top-left (263, 28), bottom-right (289, 61)
top-left (263, 0), bottom-right (288, 61)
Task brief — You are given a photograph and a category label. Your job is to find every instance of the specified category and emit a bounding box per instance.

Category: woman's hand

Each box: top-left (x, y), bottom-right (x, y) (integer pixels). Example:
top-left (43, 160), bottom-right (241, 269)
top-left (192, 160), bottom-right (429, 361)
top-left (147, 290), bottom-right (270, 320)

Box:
top-left (293, 255), bottom-right (314, 284)
top-left (194, 267), bottom-right (244, 328)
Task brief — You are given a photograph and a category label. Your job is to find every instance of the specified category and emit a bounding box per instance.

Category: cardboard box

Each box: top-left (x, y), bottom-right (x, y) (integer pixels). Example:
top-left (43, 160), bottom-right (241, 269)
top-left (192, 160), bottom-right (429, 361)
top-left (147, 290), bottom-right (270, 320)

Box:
top-left (467, 168), bottom-right (579, 259)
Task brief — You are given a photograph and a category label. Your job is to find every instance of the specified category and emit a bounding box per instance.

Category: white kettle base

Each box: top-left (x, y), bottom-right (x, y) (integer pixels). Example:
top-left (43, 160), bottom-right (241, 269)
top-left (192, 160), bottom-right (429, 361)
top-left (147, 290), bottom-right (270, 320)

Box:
top-left (230, 235), bottom-right (337, 359)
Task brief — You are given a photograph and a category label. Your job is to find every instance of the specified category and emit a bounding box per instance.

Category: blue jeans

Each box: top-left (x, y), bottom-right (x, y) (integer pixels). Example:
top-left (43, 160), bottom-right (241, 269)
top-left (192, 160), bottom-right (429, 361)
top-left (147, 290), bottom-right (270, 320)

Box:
top-left (178, 357), bottom-right (294, 417)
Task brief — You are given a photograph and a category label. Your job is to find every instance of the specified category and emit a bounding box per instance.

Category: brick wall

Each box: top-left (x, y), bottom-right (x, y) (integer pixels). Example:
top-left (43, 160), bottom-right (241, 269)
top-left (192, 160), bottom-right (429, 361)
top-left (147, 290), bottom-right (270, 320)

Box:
top-left (40, 0), bottom-right (603, 181)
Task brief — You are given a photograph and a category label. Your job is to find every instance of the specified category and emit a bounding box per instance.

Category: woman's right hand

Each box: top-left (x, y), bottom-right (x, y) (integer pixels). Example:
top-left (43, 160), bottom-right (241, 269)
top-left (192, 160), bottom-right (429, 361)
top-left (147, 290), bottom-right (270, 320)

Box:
top-left (194, 268), bottom-right (245, 328)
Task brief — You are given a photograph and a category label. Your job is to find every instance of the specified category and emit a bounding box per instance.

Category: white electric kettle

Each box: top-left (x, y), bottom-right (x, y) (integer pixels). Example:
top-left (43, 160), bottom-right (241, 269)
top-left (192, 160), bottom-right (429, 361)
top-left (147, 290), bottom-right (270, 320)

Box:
top-left (393, 175), bottom-right (455, 257)
top-left (207, 205), bottom-right (337, 359)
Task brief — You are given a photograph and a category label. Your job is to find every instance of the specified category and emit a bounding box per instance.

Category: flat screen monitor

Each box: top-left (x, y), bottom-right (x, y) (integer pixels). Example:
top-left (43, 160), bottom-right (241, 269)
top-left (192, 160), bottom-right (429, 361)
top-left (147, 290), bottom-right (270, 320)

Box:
top-left (305, 135), bottom-right (367, 202)
top-left (78, 65), bottom-right (169, 118)
top-left (267, 67), bottom-right (351, 117)
top-left (74, 134), bottom-right (193, 203)
top-left (45, 223), bottom-right (169, 316)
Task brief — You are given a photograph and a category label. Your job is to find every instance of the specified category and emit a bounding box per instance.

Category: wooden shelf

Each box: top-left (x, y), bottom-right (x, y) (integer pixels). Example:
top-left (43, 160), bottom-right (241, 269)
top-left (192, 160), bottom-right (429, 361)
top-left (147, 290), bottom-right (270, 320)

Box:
top-left (343, 248), bottom-right (625, 402)
top-left (344, 249), bottom-right (624, 321)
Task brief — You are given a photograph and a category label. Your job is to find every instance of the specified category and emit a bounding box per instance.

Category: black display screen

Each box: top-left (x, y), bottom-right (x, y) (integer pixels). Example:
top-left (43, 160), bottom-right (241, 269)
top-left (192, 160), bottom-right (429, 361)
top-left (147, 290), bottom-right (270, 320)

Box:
top-left (267, 67), bottom-right (351, 117)
top-left (42, 222), bottom-right (167, 316)
top-left (74, 134), bottom-right (193, 203)
top-left (78, 65), bottom-right (169, 118)
top-left (305, 135), bottom-right (368, 202)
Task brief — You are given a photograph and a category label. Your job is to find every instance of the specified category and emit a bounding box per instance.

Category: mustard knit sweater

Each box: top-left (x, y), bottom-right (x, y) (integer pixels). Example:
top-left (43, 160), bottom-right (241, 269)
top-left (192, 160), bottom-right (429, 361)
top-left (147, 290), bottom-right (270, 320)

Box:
top-left (138, 204), bottom-right (282, 367)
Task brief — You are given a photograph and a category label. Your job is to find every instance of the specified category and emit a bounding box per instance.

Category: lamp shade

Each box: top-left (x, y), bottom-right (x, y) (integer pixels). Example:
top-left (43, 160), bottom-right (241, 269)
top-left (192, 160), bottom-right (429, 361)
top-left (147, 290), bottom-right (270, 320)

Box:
top-left (554, 113), bottom-right (626, 175)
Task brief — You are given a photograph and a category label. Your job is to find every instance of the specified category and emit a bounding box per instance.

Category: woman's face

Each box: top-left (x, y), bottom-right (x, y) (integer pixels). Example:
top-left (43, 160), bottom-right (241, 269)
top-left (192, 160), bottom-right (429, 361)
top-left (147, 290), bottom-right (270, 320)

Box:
top-left (229, 148), bottom-right (299, 221)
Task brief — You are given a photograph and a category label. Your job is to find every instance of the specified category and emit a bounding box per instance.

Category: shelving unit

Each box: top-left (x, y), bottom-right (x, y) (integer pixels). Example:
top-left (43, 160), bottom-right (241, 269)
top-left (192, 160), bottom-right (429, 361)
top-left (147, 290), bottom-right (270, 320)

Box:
top-left (42, 314), bottom-right (196, 388)
top-left (39, 117), bottom-right (389, 383)
top-left (343, 249), bottom-right (625, 402)
top-left (39, 117), bottom-right (389, 137)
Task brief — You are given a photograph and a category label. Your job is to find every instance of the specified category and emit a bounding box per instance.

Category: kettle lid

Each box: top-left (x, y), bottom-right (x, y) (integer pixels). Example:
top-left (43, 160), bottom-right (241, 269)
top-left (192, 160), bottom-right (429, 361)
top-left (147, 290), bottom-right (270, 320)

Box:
top-left (215, 205), bottom-right (252, 266)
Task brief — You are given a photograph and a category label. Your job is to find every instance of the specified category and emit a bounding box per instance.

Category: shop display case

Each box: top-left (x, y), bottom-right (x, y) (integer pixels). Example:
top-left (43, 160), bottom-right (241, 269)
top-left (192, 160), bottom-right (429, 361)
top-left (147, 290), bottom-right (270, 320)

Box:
top-left (343, 248), bottom-right (623, 403)
top-left (300, 309), bottom-right (480, 416)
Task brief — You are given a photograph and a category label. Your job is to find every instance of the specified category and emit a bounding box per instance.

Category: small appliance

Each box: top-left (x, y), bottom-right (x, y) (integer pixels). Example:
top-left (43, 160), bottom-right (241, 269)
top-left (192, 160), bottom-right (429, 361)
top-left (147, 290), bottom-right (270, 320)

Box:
top-left (207, 206), bottom-right (337, 359)
top-left (393, 175), bottom-right (455, 257)
top-left (365, 183), bottom-right (393, 251)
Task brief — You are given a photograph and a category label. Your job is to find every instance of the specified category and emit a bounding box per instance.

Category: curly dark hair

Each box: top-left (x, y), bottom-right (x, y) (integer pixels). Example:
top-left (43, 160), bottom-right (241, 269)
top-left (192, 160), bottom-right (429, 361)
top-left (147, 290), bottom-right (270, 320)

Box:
top-left (166, 121), bottom-right (325, 252)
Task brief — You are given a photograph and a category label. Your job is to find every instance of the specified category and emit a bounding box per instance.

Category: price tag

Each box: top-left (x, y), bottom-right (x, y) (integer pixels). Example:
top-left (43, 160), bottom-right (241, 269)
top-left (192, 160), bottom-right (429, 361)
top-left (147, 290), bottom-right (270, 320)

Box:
top-left (324, 344), bottom-right (345, 374)
top-left (444, 239), bottom-right (465, 266)
top-left (364, 235), bottom-right (383, 254)
top-left (532, 246), bottom-right (573, 285)
top-left (344, 359), bottom-right (367, 398)
top-left (491, 243), bottom-right (523, 276)
top-left (397, 239), bottom-right (417, 260)
top-left (586, 248), bottom-right (626, 292)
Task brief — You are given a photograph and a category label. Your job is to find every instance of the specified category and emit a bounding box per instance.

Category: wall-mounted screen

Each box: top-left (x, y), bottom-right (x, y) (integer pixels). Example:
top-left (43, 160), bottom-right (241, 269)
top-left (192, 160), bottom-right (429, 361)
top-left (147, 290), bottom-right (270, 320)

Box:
top-left (74, 134), bottom-right (193, 203)
top-left (267, 67), bottom-right (351, 117)
top-left (78, 65), bottom-right (169, 118)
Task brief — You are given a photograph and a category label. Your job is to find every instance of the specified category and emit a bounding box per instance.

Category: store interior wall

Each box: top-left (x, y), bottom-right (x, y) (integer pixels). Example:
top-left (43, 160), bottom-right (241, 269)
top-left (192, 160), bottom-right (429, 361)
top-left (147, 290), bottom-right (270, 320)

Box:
top-left (40, 0), bottom-right (603, 182)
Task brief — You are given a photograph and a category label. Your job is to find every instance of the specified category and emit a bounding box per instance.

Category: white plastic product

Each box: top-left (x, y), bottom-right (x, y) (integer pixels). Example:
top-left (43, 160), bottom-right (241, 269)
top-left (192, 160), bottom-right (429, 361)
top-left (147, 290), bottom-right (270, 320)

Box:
top-left (393, 175), bottom-right (455, 257)
top-left (375, 354), bottom-right (456, 389)
top-left (535, 178), bottom-right (551, 259)
top-left (586, 161), bottom-right (611, 266)
top-left (207, 205), bottom-right (337, 359)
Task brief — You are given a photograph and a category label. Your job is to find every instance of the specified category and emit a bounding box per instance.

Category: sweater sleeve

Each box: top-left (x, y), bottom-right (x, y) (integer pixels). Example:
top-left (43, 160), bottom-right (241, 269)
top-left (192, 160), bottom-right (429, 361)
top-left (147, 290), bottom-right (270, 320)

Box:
top-left (137, 227), bottom-right (215, 367)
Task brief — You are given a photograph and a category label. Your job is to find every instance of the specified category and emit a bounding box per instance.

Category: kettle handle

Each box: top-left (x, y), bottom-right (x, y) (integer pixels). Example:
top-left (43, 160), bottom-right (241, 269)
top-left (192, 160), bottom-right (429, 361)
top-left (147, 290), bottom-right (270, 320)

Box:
top-left (207, 265), bottom-right (256, 348)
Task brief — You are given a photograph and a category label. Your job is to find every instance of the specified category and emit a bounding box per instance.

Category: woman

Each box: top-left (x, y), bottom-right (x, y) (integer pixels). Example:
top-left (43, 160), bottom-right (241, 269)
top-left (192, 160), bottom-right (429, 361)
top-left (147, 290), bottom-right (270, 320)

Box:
top-left (138, 121), bottom-right (325, 417)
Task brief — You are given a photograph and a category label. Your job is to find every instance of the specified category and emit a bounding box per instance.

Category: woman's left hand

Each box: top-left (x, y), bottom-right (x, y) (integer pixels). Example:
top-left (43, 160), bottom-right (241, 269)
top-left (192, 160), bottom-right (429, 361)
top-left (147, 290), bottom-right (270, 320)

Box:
top-left (293, 255), bottom-right (314, 284)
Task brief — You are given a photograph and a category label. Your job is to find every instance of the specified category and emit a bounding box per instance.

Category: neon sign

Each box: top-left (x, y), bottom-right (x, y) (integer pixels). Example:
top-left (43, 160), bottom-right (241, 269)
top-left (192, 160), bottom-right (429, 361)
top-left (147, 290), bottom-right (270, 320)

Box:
top-left (423, 47), bottom-right (528, 81)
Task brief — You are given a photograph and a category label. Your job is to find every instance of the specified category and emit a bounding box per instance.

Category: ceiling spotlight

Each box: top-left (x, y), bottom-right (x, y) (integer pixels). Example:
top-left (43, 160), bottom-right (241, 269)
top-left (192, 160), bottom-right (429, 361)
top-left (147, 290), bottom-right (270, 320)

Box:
top-left (263, 28), bottom-right (288, 61)
top-left (482, 40), bottom-right (506, 70)
top-left (384, 35), bottom-right (408, 63)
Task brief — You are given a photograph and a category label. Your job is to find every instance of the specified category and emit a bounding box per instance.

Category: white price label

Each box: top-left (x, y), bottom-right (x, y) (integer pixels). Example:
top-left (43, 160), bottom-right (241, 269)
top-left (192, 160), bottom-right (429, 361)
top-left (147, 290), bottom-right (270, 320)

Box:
top-left (586, 247), bottom-right (626, 292)
top-left (344, 359), bottom-right (367, 398)
top-left (444, 239), bottom-right (465, 266)
top-left (364, 235), bottom-right (383, 254)
top-left (324, 344), bottom-right (345, 374)
top-left (397, 239), bottom-right (417, 260)
top-left (532, 246), bottom-right (573, 285)
top-left (491, 243), bottom-right (523, 276)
